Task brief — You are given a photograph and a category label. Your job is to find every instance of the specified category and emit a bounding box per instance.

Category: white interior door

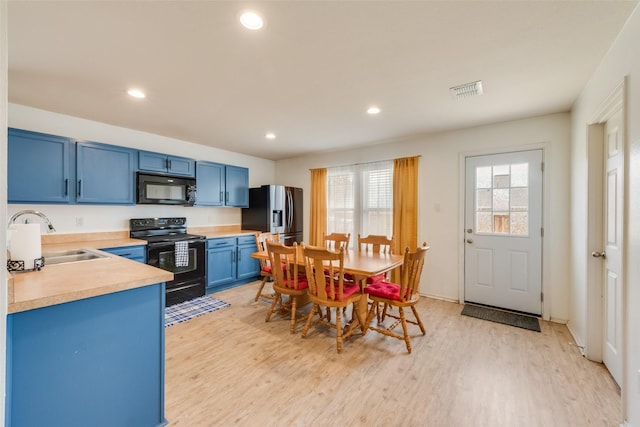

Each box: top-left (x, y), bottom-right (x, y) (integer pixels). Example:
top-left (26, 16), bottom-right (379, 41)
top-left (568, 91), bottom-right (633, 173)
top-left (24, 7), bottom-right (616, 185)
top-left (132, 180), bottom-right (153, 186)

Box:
top-left (601, 109), bottom-right (623, 386)
top-left (464, 150), bottom-right (543, 315)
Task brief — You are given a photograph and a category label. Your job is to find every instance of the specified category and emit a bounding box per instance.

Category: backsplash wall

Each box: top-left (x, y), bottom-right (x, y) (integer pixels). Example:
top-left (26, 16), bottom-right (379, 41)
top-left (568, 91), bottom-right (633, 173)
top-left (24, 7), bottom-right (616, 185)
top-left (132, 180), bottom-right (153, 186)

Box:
top-left (7, 204), bottom-right (241, 234)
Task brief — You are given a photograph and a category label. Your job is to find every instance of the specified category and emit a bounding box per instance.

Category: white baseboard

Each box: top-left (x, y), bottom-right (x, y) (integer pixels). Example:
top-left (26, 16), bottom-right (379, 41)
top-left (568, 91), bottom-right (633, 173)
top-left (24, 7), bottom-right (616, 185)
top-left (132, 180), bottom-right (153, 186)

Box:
top-left (421, 292), bottom-right (459, 304)
top-left (566, 322), bottom-right (586, 356)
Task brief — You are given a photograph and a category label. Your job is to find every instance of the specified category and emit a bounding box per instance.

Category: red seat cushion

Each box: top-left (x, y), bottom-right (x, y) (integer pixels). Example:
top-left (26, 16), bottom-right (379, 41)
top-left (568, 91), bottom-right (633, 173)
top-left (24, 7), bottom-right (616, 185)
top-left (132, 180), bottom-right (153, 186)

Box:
top-left (366, 273), bottom-right (386, 284)
top-left (365, 281), bottom-right (406, 301)
top-left (325, 282), bottom-right (360, 300)
top-left (283, 278), bottom-right (309, 290)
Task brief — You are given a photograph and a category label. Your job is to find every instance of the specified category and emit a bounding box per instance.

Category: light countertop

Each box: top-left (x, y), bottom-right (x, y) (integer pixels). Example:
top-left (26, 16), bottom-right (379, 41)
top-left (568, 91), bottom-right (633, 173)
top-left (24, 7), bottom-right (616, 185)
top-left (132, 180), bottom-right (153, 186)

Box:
top-left (7, 227), bottom-right (257, 314)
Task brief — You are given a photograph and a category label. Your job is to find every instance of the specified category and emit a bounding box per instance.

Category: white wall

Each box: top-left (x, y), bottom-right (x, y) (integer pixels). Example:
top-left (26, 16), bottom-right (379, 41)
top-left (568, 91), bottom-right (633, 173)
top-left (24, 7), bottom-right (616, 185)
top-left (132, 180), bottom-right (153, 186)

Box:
top-left (570, 4), bottom-right (640, 425)
top-left (275, 112), bottom-right (571, 322)
top-left (7, 104), bottom-right (277, 233)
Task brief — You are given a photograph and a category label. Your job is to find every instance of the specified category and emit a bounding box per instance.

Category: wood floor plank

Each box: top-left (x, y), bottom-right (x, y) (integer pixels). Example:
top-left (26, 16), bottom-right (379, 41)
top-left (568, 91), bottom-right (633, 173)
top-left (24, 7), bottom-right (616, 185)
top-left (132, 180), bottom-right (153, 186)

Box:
top-left (164, 281), bottom-right (620, 426)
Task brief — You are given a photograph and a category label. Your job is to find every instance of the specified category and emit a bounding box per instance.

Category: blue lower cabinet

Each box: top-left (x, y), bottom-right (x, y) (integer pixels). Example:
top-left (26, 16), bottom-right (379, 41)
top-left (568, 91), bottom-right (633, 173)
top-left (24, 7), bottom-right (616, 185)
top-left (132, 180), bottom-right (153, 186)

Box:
top-left (100, 245), bottom-right (146, 263)
top-left (206, 235), bottom-right (259, 293)
top-left (6, 283), bottom-right (167, 427)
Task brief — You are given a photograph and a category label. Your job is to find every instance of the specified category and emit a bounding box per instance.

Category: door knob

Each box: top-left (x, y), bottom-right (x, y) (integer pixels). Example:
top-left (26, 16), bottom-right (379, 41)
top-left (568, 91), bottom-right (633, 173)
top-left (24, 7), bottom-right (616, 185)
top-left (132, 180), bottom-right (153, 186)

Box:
top-left (466, 228), bottom-right (473, 234)
top-left (466, 239), bottom-right (473, 244)
top-left (591, 251), bottom-right (606, 259)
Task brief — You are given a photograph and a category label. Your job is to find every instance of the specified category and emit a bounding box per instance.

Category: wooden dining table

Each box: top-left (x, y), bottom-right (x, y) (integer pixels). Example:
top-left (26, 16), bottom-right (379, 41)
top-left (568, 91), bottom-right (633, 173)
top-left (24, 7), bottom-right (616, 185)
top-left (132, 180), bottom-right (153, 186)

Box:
top-left (251, 246), bottom-right (404, 331)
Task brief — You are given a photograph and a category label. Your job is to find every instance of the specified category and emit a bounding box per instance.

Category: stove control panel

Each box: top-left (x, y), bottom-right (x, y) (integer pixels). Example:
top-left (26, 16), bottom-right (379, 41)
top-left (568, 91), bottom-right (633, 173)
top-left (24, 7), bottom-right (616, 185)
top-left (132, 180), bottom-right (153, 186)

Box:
top-left (130, 217), bottom-right (187, 231)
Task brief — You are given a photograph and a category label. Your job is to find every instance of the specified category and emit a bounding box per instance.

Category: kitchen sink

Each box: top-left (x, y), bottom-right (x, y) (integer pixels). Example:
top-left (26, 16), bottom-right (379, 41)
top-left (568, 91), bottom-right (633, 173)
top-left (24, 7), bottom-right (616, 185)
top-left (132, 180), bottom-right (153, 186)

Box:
top-left (43, 248), bottom-right (108, 265)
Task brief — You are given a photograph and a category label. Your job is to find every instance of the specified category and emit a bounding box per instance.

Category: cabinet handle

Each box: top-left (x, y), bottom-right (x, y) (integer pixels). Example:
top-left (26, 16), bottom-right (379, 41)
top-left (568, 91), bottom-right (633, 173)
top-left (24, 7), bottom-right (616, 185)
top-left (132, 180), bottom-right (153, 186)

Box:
top-left (64, 179), bottom-right (68, 196)
top-left (77, 180), bottom-right (82, 197)
top-left (237, 251), bottom-right (241, 262)
top-left (226, 191), bottom-right (229, 203)
top-left (220, 191), bottom-right (223, 202)
top-left (167, 159), bottom-right (172, 170)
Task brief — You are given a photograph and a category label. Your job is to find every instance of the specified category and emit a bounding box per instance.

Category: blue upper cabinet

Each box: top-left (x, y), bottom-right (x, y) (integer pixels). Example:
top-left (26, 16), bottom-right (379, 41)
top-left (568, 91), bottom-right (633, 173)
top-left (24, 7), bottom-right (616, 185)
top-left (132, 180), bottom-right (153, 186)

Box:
top-left (76, 142), bottom-right (136, 204)
top-left (138, 150), bottom-right (195, 177)
top-left (195, 161), bottom-right (225, 206)
top-left (226, 165), bottom-right (249, 208)
top-left (8, 128), bottom-right (73, 204)
top-left (195, 162), bottom-right (248, 207)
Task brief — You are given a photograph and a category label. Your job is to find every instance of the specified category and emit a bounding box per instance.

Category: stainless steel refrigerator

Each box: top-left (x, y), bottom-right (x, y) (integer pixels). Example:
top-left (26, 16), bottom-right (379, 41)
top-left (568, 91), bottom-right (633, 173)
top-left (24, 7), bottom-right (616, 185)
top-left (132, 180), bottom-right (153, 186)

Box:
top-left (241, 185), bottom-right (303, 246)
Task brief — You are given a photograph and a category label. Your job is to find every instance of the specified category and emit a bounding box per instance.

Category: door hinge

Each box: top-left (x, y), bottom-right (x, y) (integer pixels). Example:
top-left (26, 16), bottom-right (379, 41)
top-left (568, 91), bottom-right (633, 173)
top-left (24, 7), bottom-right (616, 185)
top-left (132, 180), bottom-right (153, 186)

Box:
top-left (541, 292), bottom-right (544, 302)
top-left (541, 227), bottom-right (544, 237)
top-left (541, 161), bottom-right (545, 172)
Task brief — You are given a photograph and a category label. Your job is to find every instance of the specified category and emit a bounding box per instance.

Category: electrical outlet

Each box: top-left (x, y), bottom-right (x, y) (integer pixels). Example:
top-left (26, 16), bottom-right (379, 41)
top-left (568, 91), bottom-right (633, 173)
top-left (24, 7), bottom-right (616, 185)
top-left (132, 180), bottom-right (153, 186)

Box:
top-left (75, 217), bottom-right (84, 227)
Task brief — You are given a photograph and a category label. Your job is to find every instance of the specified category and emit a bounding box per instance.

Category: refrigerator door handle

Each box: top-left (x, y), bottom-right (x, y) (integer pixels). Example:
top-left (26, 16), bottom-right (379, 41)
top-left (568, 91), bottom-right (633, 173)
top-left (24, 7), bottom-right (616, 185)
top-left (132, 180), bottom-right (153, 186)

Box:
top-left (287, 190), bottom-right (293, 229)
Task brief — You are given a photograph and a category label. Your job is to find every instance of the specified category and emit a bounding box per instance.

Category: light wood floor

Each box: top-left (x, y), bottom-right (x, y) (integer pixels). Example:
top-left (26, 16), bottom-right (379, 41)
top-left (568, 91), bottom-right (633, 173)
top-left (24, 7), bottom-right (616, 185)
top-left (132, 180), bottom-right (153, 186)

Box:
top-left (164, 281), bottom-right (621, 426)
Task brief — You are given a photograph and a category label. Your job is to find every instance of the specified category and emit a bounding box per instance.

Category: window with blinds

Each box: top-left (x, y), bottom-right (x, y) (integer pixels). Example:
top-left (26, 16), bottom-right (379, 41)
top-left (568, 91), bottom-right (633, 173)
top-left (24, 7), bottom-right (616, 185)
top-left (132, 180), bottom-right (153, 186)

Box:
top-left (327, 160), bottom-right (393, 246)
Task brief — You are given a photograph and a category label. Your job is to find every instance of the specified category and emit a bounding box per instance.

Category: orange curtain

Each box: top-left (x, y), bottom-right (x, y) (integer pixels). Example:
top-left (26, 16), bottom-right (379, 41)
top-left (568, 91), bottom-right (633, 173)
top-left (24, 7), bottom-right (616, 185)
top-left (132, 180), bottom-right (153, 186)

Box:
top-left (392, 156), bottom-right (419, 282)
top-left (309, 168), bottom-right (327, 246)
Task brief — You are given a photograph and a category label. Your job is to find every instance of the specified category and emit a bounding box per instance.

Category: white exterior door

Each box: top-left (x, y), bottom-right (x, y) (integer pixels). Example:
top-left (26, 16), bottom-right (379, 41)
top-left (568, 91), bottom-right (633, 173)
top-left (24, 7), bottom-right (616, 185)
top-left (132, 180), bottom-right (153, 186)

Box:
top-left (464, 150), bottom-right (543, 315)
top-left (601, 109), bottom-right (623, 386)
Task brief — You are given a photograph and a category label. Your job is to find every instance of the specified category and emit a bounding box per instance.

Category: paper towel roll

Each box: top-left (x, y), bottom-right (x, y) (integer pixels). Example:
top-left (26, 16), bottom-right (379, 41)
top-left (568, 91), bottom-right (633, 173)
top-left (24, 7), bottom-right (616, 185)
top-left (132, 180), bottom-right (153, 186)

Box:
top-left (8, 224), bottom-right (42, 270)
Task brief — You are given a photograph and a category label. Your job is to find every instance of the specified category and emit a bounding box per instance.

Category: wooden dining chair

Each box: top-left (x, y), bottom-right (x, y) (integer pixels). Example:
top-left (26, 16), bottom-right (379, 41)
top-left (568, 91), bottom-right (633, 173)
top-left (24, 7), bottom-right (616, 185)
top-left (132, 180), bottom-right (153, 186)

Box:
top-left (364, 242), bottom-right (429, 354)
top-left (254, 232), bottom-right (281, 302)
top-left (357, 234), bottom-right (395, 284)
top-left (301, 244), bottom-right (364, 353)
top-left (323, 232), bottom-right (351, 250)
top-left (265, 241), bottom-right (309, 334)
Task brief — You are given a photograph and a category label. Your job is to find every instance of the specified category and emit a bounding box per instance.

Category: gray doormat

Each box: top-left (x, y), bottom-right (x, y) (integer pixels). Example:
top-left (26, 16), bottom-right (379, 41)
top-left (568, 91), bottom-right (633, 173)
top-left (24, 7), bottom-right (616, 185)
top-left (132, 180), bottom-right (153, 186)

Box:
top-left (461, 304), bottom-right (541, 332)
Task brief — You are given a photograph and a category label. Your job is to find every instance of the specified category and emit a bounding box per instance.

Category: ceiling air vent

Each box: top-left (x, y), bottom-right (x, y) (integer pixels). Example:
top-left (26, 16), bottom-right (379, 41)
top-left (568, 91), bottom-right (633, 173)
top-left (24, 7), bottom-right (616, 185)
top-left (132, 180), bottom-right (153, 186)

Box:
top-left (450, 80), bottom-right (483, 99)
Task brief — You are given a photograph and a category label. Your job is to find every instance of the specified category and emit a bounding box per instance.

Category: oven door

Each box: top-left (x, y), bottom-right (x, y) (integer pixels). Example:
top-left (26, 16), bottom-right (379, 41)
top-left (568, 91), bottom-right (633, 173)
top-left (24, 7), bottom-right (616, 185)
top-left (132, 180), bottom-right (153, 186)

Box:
top-left (147, 239), bottom-right (205, 306)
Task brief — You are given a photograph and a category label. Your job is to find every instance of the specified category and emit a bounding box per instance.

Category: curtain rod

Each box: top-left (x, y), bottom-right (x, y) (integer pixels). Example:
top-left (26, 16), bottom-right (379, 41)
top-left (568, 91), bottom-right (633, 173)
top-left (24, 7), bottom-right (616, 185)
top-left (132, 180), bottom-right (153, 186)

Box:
top-left (308, 155), bottom-right (421, 171)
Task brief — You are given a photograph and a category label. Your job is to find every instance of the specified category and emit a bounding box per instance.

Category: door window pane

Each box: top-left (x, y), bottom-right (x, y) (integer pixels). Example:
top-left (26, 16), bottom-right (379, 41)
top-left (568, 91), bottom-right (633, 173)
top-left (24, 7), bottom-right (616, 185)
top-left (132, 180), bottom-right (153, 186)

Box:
top-left (476, 212), bottom-right (492, 233)
top-left (476, 167), bottom-right (492, 188)
top-left (493, 213), bottom-right (510, 234)
top-left (493, 189), bottom-right (509, 211)
top-left (493, 165), bottom-right (510, 188)
top-left (474, 162), bottom-right (530, 236)
top-left (511, 212), bottom-right (528, 235)
top-left (476, 189), bottom-right (491, 211)
top-left (511, 163), bottom-right (528, 187)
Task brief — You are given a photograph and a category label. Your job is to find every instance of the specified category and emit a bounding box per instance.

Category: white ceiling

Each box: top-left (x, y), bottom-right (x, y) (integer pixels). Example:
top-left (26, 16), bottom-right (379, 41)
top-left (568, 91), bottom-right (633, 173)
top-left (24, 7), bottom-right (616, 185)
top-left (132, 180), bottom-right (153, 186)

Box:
top-left (8, 1), bottom-right (638, 161)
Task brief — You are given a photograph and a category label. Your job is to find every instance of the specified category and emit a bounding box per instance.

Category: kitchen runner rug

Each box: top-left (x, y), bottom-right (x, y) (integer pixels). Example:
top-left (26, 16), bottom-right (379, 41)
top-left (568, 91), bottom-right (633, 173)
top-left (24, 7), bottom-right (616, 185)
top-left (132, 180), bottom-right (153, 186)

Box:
top-left (165, 296), bottom-right (230, 328)
top-left (461, 304), bottom-right (541, 332)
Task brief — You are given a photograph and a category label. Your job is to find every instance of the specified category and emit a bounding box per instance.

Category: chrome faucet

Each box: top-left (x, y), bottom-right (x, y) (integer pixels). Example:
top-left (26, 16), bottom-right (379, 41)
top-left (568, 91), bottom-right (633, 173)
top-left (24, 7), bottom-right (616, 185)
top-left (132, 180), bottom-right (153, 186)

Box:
top-left (8, 210), bottom-right (57, 233)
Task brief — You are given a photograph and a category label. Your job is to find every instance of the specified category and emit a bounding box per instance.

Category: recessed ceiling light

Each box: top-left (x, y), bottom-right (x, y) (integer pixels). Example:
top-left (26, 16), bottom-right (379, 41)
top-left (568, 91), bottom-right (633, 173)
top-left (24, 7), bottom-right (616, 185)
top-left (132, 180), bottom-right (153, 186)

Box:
top-left (450, 80), bottom-right (483, 99)
top-left (367, 106), bottom-right (381, 115)
top-left (127, 89), bottom-right (146, 99)
top-left (240, 11), bottom-right (264, 30)
top-left (265, 132), bottom-right (276, 140)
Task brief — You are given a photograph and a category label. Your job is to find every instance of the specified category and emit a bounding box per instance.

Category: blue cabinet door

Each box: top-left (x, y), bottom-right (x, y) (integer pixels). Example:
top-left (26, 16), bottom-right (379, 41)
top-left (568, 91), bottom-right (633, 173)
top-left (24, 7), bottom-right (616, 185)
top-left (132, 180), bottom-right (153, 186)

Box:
top-left (225, 165), bottom-right (249, 207)
top-left (76, 142), bottom-right (136, 204)
top-left (236, 243), bottom-right (259, 280)
top-left (195, 162), bottom-right (225, 206)
top-left (139, 151), bottom-right (195, 177)
top-left (207, 246), bottom-right (236, 289)
top-left (167, 155), bottom-right (195, 176)
top-left (8, 128), bottom-right (72, 204)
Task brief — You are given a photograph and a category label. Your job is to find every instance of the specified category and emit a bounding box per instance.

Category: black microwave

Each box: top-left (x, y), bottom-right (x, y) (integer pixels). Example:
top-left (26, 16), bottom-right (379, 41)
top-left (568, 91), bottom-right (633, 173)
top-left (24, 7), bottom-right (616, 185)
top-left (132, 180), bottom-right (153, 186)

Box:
top-left (136, 173), bottom-right (197, 206)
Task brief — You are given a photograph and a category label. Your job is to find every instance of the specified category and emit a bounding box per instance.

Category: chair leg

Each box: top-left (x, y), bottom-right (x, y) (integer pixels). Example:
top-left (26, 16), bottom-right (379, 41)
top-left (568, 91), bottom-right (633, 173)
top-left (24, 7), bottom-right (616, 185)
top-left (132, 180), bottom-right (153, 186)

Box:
top-left (363, 301), bottom-right (378, 336)
top-left (399, 307), bottom-right (412, 354)
top-left (411, 305), bottom-right (426, 335)
top-left (302, 304), bottom-right (318, 338)
top-left (289, 296), bottom-right (298, 334)
top-left (255, 275), bottom-right (269, 302)
top-left (265, 293), bottom-right (281, 322)
top-left (335, 307), bottom-right (343, 354)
